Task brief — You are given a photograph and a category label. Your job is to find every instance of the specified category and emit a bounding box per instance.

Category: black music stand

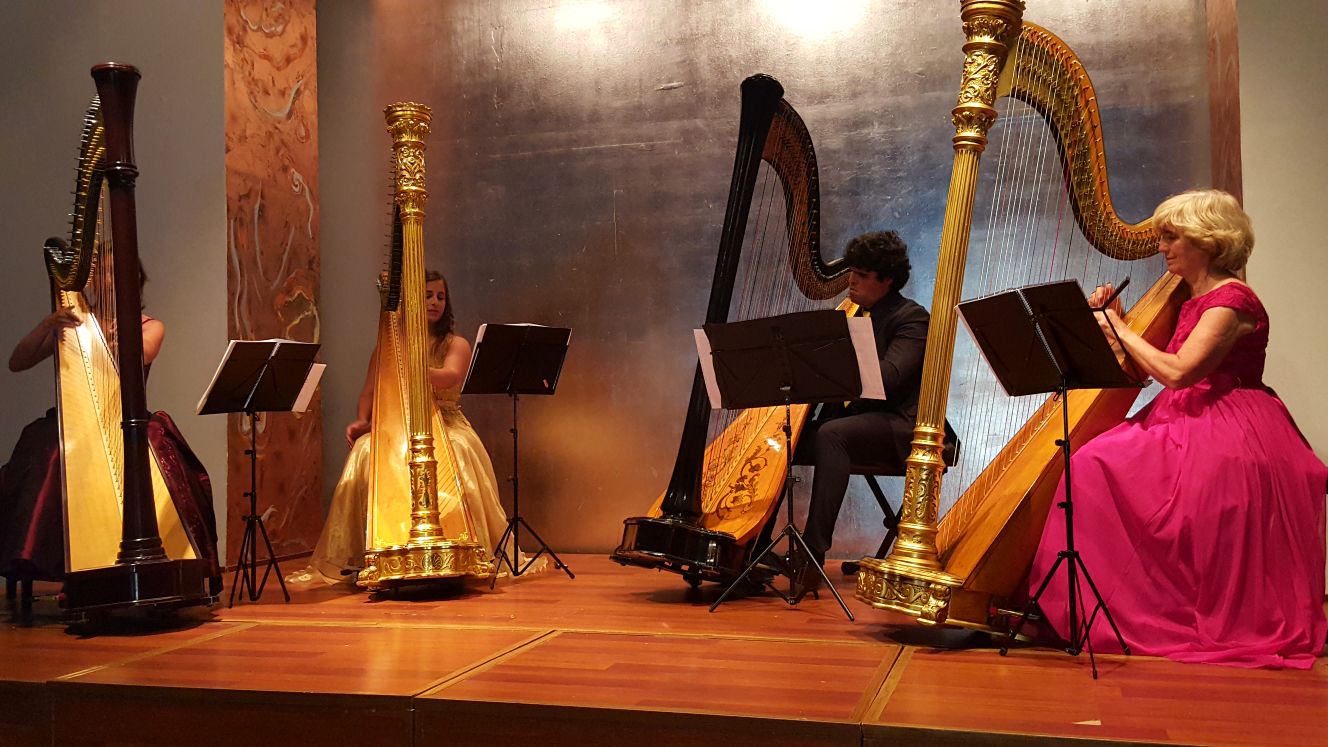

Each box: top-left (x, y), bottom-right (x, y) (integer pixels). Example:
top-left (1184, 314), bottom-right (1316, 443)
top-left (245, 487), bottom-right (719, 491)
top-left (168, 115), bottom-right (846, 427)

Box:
top-left (959, 280), bottom-right (1139, 679)
top-left (461, 324), bottom-right (575, 587)
top-left (198, 339), bottom-right (324, 607)
top-left (704, 309), bottom-right (881, 621)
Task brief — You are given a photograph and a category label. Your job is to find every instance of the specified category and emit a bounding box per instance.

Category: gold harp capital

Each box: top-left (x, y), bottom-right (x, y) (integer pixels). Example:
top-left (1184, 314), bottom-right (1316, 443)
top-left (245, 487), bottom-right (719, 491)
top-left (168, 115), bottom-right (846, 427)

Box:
top-left (385, 102), bottom-right (431, 217)
top-left (952, 0), bottom-right (1025, 152)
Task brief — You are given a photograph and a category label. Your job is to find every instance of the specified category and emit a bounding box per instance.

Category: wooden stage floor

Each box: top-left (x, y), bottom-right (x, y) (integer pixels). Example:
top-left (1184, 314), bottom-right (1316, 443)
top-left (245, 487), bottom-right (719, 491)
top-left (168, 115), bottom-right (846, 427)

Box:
top-left (3, 555), bottom-right (1325, 746)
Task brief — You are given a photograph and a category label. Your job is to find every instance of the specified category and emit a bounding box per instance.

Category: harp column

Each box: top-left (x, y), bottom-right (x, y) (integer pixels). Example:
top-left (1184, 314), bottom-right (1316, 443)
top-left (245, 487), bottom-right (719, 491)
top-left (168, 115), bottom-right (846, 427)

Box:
top-left (857, 0), bottom-right (1025, 623)
top-left (386, 103), bottom-right (447, 546)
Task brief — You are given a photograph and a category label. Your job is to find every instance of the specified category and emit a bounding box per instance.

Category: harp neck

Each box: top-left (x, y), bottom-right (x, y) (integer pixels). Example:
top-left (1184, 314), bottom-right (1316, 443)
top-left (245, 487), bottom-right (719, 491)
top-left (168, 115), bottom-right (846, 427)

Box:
top-left (1002, 23), bottom-right (1155, 258)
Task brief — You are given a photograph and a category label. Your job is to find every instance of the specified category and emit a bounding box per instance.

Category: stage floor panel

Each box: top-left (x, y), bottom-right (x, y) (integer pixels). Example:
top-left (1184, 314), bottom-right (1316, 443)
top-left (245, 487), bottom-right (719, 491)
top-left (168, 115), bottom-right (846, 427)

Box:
top-left (865, 646), bottom-right (1328, 746)
top-left (2, 555), bottom-right (1325, 746)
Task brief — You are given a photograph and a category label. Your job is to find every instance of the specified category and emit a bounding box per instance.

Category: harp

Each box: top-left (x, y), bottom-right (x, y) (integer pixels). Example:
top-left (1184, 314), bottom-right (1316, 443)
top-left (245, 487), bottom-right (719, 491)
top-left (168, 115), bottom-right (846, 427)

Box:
top-left (55, 64), bottom-right (214, 613)
top-left (357, 102), bottom-right (491, 590)
top-left (612, 74), bottom-right (851, 584)
top-left (856, 1), bottom-right (1187, 628)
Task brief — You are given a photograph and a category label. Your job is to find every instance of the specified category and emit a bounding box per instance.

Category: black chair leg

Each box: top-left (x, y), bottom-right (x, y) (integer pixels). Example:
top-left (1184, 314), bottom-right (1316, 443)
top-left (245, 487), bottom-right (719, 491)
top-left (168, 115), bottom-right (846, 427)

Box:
top-left (842, 475), bottom-right (904, 575)
top-left (864, 475), bottom-right (901, 559)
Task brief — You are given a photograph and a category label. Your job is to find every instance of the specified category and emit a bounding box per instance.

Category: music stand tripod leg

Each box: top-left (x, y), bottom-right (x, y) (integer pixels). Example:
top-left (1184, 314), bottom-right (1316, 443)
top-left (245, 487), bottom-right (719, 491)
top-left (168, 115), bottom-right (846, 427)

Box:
top-left (711, 397), bottom-right (853, 621)
top-left (783, 522), bottom-right (854, 620)
top-left (709, 528), bottom-right (793, 610)
top-left (227, 508), bottom-right (255, 607)
top-left (228, 411), bottom-right (289, 605)
top-left (252, 510), bottom-right (290, 602)
top-left (490, 391), bottom-right (573, 588)
top-left (512, 517), bottom-right (573, 578)
top-left (1000, 387), bottom-right (1128, 678)
top-left (488, 519), bottom-right (518, 590)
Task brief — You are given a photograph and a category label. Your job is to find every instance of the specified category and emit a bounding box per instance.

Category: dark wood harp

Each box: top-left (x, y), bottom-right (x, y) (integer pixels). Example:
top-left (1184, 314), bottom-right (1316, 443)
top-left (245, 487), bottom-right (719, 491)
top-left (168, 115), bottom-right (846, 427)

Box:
top-left (56, 64), bottom-right (213, 614)
top-left (612, 74), bottom-right (850, 585)
top-left (855, 1), bottom-right (1187, 629)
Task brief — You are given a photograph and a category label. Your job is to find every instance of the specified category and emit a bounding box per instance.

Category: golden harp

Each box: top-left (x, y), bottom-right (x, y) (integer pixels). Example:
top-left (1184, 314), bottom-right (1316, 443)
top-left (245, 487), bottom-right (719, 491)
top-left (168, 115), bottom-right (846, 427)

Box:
top-left (357, 102), bottom-right (492, 590)
top-left (856, 1), bottom-right (1187, 629)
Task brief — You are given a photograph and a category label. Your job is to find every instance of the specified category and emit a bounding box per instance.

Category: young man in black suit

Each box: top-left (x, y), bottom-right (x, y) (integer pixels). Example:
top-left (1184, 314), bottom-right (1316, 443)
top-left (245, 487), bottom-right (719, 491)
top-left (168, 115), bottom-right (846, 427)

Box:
top-left (775, 230), bottom-right (956, 597)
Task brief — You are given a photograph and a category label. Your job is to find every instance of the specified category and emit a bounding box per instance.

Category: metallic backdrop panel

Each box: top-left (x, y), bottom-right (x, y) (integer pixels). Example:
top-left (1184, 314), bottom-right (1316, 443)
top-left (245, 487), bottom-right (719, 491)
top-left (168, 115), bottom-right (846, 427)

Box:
top-left (317, 0), bottom-right (1213, 557)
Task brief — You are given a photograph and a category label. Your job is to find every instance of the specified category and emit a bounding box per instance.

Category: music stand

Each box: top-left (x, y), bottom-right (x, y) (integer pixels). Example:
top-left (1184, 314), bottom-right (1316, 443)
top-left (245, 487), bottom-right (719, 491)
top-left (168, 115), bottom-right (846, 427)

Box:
top-left (461, 323), bottom-right (575, 587)
top-left (703, 309), bottom-right (883, 621)
top-left (958, 279), bottom-right (1139, 679)
top-left (198, 339), bottom-right (324, 606)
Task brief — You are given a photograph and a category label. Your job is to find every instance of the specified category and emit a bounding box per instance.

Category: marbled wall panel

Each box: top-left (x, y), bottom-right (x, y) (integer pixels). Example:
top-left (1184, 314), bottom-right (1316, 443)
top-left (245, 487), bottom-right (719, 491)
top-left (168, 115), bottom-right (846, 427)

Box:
top-left (223, 0), bottom-right (322, 560)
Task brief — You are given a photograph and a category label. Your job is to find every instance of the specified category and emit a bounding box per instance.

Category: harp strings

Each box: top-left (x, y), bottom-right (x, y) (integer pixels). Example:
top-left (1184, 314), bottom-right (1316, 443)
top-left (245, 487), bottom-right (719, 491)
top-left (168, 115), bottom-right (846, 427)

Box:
top-left (699, 133), bottom-right (823, 507)
top-left (78, 181), bottom-right (126, 502)
top-left (939, 33), bottom-right (1164, 520)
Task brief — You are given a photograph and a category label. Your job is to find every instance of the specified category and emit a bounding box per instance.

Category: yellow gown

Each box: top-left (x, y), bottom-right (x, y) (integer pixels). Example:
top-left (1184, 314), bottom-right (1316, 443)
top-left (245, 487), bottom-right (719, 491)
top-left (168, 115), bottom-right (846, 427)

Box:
top-left (291, 336), bottom-right (514, 585)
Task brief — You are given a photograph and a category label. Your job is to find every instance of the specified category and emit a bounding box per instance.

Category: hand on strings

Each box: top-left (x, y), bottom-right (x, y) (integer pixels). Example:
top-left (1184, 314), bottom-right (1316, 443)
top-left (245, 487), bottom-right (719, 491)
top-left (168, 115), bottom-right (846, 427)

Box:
top-left (1087, 283), bottom-right (1123, 315)
top-left (42, 308), bottom-right (82, 340)
top-left (1096, 307), bottom-right (1125, 339)
top-left (345, 418), bottom-right (371, 447)
top-left (9, 308), bottom-right (80, 372)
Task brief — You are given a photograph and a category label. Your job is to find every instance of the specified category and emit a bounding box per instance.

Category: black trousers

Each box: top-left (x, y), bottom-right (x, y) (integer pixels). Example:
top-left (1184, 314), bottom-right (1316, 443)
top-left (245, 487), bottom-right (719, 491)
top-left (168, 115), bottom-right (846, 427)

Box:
top-left (756, 409), bottom-right (913, 562)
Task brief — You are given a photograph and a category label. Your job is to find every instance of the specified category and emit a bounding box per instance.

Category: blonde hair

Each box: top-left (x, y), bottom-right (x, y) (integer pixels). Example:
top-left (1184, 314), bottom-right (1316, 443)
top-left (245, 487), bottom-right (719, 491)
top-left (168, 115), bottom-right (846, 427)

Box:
top-left (1151, 189), bottom-right (1254, 276)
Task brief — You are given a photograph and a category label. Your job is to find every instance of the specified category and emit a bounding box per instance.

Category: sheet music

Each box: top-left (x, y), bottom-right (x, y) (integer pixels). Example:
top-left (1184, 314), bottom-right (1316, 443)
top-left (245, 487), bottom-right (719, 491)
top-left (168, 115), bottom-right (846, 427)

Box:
top-left (693, 328), bottom-right (721, 409)
top-left (847, 316), bottom-right (886, 400)
top-left (196, 339), bottom-right (241, 414)
top-left (291, 363), bottom-right (326, 413)
top-left (196, 338), bottom-right (321, 415)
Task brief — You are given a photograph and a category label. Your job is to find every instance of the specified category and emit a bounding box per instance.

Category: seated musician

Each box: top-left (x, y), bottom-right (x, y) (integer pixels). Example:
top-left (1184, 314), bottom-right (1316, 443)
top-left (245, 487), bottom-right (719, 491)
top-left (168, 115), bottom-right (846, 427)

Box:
top-left (290, 270), bottom-right (531, 585)
top-left (1029, 189), bottom-right (1326, 668)
top-left (0, 262), bottom-right (221, 594)
top-left (760, 231), bottom-right (955, 596)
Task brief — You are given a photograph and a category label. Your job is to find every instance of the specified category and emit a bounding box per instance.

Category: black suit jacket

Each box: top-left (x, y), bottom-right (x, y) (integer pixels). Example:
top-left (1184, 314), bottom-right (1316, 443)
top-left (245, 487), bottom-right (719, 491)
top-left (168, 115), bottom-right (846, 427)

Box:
top-left (841, 291), bottom-right (928, 421)
top-left (822, 291), bottom-right (959, 465)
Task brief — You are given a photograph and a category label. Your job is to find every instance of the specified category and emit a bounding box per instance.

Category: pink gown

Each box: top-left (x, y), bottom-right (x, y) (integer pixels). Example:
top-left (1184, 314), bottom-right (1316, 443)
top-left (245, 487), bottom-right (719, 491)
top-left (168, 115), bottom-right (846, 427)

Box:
top-left (1029, 282), bottom-right (1327, 669)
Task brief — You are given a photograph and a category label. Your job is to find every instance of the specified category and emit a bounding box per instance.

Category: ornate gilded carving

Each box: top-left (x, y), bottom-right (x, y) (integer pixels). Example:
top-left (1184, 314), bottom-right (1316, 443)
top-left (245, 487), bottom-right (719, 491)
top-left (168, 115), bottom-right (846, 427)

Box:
top-left (385, 102), bottom-right (430, 217)
top-left (359, 542), bottom-right (494, 589)
top-left (956, 51), bottom-right (1001, 105)
top-left (855, 561), bottom-right (955, 625)
top-left (962, 13), bottom-right (1017, 44)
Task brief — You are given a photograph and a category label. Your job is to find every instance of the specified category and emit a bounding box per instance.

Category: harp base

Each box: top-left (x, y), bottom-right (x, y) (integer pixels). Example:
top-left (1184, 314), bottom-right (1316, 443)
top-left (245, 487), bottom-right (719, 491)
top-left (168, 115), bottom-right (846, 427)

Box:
top-left (611, 516), bottom-right (747, 585)
top-left (60, 557), bottom-right (215, 618)
top-left (357, 540), bottom-right (493, 591)
top-left (853, 557), bottom-right (962, 625)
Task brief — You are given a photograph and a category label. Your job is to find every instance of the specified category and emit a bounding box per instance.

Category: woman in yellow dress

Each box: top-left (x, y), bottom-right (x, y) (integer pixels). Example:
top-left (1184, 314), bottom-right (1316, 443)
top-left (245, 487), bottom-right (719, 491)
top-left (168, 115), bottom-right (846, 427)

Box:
top-left (292, 271), bottom-right (512, 585)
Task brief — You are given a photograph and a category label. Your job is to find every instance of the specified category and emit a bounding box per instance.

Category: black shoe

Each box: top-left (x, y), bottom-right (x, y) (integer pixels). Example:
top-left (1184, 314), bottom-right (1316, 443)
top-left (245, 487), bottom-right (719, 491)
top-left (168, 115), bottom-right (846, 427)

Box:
top-left (791, 550), bottom-right (826, 603)
top-left (753, 552), bottom-right (790, 579)
top-left (730, 568), bottom-right (773, 596)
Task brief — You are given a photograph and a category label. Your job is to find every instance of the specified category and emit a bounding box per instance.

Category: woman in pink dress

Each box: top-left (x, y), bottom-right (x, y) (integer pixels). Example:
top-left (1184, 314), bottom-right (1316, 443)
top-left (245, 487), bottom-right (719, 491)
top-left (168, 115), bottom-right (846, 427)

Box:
top-left (1029, 189), bottom-right (1326, 669)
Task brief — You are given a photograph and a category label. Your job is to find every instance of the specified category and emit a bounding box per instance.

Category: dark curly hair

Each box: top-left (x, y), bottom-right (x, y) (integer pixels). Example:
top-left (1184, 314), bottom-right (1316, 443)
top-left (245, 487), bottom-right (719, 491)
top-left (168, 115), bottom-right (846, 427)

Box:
top-left (424, 269), bottom-right (454, 339)
top-left (843, 231), bottom-right (910, 292)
